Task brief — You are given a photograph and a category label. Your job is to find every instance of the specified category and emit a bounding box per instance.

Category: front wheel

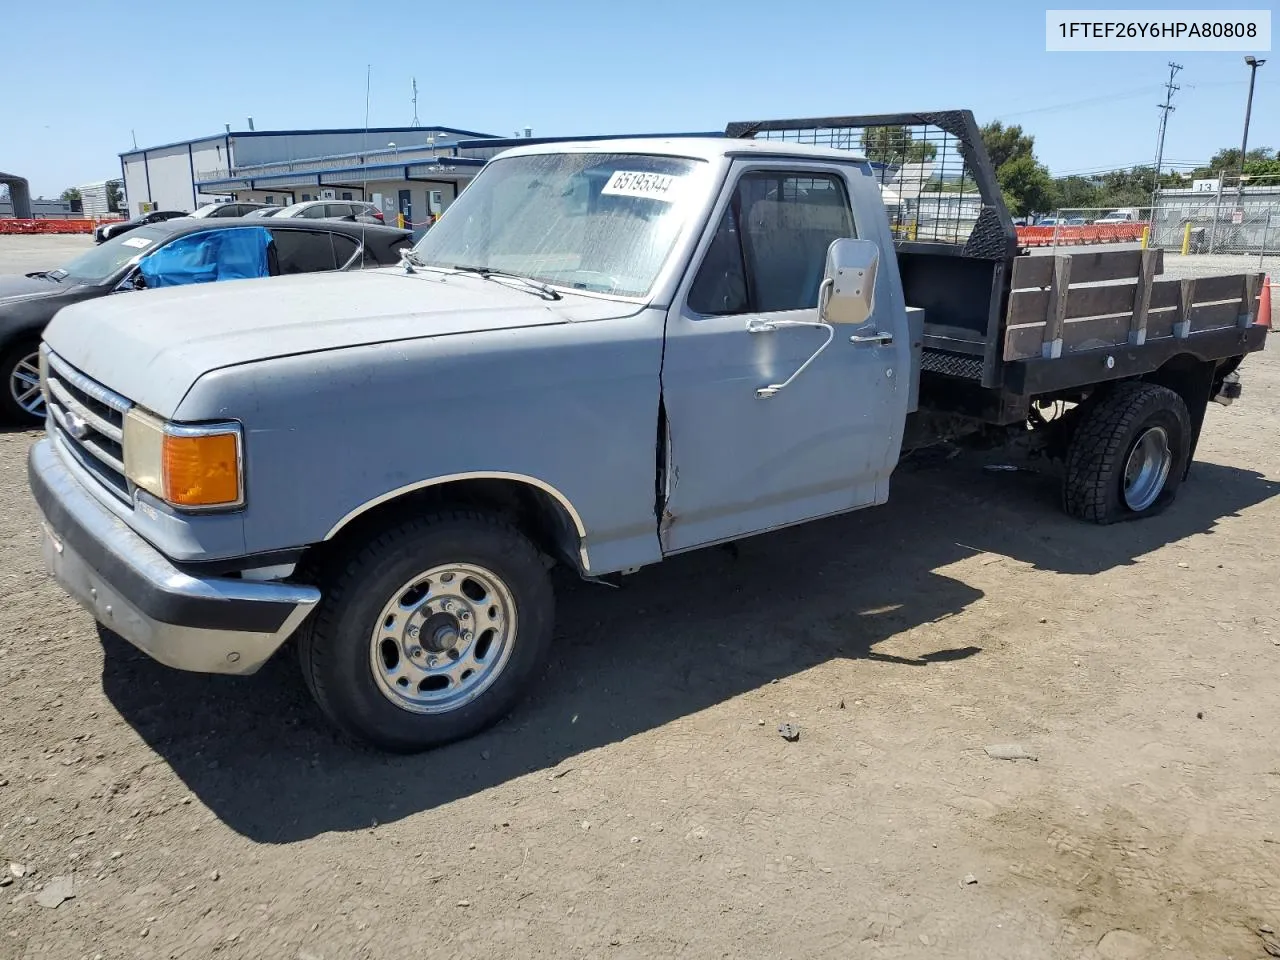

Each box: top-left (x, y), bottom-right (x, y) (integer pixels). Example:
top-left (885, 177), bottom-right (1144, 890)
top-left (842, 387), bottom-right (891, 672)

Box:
top-left (1063, 382), bottom-right (1191, 523)
top-left (0, 340), bottom-right (45, 425)
top-left (299, 510), bottom-right (555, 752)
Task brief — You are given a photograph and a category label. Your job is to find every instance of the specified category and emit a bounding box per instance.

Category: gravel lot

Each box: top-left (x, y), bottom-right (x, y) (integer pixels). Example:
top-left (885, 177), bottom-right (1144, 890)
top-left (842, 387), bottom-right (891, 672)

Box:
top-left (1, 234), bottom-right (1279, 960)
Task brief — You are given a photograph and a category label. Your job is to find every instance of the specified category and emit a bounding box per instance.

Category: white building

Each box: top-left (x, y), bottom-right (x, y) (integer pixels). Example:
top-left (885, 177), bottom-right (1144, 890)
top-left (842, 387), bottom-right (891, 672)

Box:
top-left (119, 124), bottom-right (502, 230)
top-left (78, 179), bottom-right (123, 217)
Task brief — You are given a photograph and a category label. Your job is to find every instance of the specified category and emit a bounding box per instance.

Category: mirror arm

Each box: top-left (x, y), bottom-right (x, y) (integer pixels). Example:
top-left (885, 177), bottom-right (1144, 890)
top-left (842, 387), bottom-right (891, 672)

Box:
top-left (817, 277), bottom-right (834, 319)
top-left (746, 319), bottom-right (835, 399)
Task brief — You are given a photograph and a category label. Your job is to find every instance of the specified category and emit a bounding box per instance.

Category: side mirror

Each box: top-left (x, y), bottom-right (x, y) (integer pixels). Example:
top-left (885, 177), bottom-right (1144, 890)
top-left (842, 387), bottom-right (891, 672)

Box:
top-left (818, 238), bottom-right (879, 326)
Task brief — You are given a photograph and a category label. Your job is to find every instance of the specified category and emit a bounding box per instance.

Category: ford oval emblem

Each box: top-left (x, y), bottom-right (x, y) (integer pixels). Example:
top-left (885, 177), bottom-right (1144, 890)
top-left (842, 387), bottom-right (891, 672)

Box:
top-left (65, 412), bottom-right (90, 440)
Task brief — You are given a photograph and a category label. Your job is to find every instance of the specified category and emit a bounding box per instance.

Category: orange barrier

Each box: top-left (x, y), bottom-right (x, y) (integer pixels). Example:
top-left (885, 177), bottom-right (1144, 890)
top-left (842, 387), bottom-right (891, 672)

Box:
top-left (0, 218), bottom-right (110, 235)
top-left (1016, 222), bottom-right (1149, 247)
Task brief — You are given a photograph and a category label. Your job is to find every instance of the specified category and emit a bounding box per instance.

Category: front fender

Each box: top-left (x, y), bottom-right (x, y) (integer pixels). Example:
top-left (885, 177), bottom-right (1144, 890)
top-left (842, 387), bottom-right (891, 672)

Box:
top-left (177, 311), bottom-right (668, 576)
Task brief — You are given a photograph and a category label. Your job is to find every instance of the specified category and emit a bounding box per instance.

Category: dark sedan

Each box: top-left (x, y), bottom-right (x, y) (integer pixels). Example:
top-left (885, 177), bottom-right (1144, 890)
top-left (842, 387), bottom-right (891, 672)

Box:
top-left (93, 209), bottom-right (188, 244)
top-left (2, 219), bottom-right (412, 423)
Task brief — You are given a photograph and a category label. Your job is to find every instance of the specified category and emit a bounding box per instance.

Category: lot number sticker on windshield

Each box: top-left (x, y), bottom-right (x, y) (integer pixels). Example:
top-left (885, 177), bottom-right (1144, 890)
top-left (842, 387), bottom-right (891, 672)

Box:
top-left (122, 237), bottom-right (153, 249)
top-left (600, 170), bottom-right (685, 203)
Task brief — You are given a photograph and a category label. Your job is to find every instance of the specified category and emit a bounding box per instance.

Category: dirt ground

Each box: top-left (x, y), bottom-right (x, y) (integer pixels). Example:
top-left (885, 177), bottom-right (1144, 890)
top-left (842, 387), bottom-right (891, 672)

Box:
top-left (1, 235), bottom-right (1279, 960)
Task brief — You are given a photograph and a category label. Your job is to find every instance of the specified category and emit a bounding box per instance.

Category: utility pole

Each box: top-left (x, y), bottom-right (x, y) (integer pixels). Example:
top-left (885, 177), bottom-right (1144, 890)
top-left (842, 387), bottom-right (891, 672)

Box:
top-left (1238, 56), bottom-right (1266, 202)
top-left (1152, 61), bottom-right (1182, 197)
top-left (410, 78), bottom-right (421, 128)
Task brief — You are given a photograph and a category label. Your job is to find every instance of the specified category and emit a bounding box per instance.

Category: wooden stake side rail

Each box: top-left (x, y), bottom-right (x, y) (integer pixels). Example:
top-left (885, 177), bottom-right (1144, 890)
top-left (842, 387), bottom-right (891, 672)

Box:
top-left (1002, 248), bottom-right (1263, 362)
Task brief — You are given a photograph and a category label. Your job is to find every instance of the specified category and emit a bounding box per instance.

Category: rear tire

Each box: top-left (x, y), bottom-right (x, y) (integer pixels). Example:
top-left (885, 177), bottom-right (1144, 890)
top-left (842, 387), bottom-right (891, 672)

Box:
top-left (299, 510), bottom-right (554, 752)
top-left (0, 339), bottom-right (45, 426)
top-left (1063, 382), bottom-right (1191, 524)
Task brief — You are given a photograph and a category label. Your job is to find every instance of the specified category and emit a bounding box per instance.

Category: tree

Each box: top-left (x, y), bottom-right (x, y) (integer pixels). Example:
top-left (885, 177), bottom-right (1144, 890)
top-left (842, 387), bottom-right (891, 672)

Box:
top-left (59, 187), bottom-right (82, 212)
top-left (980, 121), bottom-right (1036, 171)
top-left (1052, 175), bottom-right (1101, 210)
top-left (998, 155), bottom-right (1055, 216)
top-left (980, 121), bottom-right (1053, 216)
top-left (861, 126), bottom-right (937, 165)
top-left (1190, 146), bottom-right (1275, 180)
top-left (1096, 166), bottom-right (1157, 206)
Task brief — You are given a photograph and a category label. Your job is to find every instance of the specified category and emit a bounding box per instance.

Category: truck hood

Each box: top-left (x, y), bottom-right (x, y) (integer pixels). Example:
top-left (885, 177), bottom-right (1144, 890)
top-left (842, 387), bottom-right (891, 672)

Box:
top-left (43, 268), bottom-right (638, 416)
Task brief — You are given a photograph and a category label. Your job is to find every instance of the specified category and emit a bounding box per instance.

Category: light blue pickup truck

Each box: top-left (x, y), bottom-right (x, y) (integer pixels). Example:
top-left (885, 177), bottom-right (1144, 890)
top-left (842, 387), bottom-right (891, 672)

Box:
top-left (29, 111), bottom-right (1268, 751)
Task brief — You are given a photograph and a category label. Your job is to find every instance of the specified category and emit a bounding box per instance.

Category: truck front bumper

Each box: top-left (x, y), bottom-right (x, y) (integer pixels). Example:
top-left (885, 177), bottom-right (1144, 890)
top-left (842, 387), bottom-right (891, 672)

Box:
top-left (29, 438), bottom-right (320, 675)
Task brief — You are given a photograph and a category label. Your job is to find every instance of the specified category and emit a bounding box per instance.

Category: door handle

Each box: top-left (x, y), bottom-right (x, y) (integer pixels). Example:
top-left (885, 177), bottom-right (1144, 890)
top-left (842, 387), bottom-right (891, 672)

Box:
top-left (849, 332), bottom-right (894, 346)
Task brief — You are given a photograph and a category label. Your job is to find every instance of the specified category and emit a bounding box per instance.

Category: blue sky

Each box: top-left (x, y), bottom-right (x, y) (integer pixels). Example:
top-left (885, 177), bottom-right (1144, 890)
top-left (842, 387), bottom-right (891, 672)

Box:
top-left (3, 0), bottom-right (1275, 196)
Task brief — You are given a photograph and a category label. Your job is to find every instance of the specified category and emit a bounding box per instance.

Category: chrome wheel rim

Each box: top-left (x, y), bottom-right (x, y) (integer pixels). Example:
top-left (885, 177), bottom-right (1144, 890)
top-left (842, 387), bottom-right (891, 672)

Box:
top-left (1122, 425), bottom-right (1172, 511)
top-left (369, 563), bottom-right (517, 714)
top-left (9, 351), bottom-right (44, 417)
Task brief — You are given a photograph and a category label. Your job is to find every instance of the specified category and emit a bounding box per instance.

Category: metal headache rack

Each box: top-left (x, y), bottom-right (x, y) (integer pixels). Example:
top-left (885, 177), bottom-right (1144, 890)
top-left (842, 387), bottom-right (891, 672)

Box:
top-left (727, 111), bottom-right (1018, 389)
top-left (725, 111), bottom-right (1016, 262)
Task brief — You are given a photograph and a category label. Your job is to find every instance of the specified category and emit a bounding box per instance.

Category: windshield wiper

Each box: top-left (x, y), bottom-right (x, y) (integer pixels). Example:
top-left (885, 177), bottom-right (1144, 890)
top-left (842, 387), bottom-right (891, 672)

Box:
top-left (448, 265), bottom-right (562, 301)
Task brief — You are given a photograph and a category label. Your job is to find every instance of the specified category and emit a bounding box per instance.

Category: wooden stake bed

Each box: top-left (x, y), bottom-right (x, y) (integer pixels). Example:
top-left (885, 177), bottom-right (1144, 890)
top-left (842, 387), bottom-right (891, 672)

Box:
top-left (1003, 248), bottom-right (1264, 362)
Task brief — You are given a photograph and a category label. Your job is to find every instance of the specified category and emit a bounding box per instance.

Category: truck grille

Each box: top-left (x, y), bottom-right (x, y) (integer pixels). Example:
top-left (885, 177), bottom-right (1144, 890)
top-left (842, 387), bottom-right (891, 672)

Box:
top-left (44, 351), bottom-right (132, 502)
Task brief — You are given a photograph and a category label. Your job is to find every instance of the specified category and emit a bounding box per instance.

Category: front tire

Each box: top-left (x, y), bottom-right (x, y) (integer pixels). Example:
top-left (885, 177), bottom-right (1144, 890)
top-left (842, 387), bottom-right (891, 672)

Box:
top-left (299, 510), bottom-right (554, 752)
top-left (1063, 382), bottom-right (1191, 523)
top-left (0, 340), bottom-right (45, 425)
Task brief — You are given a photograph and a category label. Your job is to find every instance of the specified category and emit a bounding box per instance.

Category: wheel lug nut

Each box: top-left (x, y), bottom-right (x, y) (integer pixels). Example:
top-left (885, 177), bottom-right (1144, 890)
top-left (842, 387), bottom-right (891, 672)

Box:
top-left (441, 600), bottom-right (453, 612)
top-left (428, 655), bottom-right (438, 666)
top-left (463, 631), bottom-right (473, 642)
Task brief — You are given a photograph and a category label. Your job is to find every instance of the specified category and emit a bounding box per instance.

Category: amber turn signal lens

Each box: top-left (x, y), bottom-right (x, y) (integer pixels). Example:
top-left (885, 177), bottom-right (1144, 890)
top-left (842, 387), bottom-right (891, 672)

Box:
top-left (162, 432), bottom-right (241, 507)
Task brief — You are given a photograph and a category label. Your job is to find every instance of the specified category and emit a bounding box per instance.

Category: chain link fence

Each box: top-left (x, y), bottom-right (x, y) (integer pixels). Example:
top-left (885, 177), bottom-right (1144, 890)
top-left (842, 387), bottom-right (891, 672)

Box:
top-left (1151, 186), bottom-right (1279, 262)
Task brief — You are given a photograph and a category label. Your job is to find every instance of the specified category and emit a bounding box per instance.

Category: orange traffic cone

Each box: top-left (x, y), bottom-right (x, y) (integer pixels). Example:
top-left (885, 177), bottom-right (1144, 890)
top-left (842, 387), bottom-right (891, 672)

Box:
top-left (1257, 274), bottom-right (1273, 331)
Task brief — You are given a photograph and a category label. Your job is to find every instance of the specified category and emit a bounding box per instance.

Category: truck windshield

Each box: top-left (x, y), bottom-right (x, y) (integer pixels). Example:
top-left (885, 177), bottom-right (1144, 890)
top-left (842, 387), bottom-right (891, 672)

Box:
top-left (413, 152), bottom-right (706, 298)
top-left (52, 226), bottom-right (173, 283)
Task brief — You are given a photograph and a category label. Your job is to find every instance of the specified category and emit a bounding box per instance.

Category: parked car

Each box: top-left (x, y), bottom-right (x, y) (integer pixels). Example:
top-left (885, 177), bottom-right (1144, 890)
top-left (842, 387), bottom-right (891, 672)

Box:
top-left (1, 219), bottom-right (411, 423)
top-left (272, 199), bottom-right (385, 224)
top-left (28, 110), bottom-right (1267, 752)
top-left (1093, 210), bottom-right (1139, 225)
top-left (243, 206), bottom-right (284, 219)
top-left (93, 210), bottom-right (187, 244)
top-left (188, 201), bottom-right (271, 219)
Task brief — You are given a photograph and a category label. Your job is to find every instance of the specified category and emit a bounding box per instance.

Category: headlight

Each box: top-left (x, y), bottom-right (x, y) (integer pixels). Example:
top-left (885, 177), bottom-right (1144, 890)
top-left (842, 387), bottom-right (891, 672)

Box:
top-left (123, 408), bottom-right (244, 510)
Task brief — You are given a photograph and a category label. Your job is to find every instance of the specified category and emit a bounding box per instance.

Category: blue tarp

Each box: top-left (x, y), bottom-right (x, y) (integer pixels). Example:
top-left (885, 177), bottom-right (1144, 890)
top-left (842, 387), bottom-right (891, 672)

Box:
top-left (139, 227), bottom-right (271, 288)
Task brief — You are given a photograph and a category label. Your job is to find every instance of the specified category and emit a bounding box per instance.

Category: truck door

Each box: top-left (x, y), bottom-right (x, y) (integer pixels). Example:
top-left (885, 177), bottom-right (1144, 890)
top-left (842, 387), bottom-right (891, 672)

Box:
top-left (659, 162), bottom-right (911, 554)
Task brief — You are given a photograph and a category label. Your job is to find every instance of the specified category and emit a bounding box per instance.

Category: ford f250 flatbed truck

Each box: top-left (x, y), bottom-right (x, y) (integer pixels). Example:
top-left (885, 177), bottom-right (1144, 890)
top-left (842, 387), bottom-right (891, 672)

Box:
top-left (28, 110), bottom-right (1269, 751)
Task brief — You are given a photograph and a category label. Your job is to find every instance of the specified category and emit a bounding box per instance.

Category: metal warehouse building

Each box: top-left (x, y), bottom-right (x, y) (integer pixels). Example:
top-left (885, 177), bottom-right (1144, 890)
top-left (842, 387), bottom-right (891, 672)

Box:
top-left (119, 124), bottom-right (507, 230)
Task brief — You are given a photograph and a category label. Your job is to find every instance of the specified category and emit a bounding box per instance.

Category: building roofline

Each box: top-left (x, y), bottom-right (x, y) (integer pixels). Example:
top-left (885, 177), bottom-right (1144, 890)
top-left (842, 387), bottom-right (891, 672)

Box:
top-left (195, 156), bottom-right (487, 190)
top-left (456, 131), bottom-right (724, 151)
top-left (122, 125), bottom-right (500, 157)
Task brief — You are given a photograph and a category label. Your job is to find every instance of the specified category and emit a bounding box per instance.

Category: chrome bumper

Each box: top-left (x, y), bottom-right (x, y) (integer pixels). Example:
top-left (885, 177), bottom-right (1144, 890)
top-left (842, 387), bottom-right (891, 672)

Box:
top-left (28, 439), bottom-right (320, 675)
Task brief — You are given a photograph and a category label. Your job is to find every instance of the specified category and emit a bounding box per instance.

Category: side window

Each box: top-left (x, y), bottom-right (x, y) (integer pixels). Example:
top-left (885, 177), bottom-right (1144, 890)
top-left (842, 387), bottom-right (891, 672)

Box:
top-left (687, 171), bottom-right (855, 316)
top-left (269, 230), bottom-right (338, 273)
top-left (301, 203), bottom-right (328, 219)
top-left (325, 203), bottom-right (353, 219)
top-left (326, 234), bottom-right (359, 268)
top-left (138, 228), bottom-right (270, 287)
top-left (687, 204), bottom-right (748, 315)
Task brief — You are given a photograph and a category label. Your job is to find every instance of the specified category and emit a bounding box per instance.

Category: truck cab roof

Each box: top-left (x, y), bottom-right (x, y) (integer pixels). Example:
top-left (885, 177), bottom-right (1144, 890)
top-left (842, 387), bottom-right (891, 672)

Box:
top-left (494, 136), bottom-right (869, 165)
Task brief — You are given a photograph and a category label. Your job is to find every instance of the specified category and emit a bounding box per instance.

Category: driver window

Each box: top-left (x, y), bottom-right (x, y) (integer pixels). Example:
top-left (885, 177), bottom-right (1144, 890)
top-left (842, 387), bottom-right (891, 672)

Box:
top-left (687, 171), bottom-right (854, 316)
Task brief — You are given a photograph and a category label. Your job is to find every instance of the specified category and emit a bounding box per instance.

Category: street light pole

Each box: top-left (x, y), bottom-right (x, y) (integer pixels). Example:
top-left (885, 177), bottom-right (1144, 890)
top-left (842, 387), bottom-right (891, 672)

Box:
top-left (1239, 56), bottom-right (1266, 202)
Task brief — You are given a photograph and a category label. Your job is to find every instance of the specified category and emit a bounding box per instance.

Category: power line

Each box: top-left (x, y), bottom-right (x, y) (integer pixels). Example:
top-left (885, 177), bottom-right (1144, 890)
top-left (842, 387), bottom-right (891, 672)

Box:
top-left (993, 86), bottom-right (1162, 120)
top-left (1152, 61), bottom-right (1183, 195)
